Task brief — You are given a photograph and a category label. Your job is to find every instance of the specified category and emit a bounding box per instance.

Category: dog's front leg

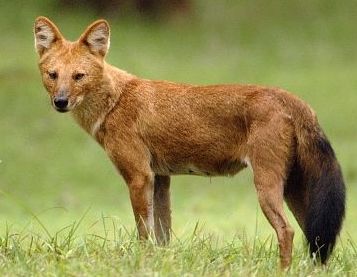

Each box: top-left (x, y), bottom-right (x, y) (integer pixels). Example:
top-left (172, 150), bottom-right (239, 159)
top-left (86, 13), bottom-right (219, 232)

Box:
top-left (127, 172), bottom-right (155, 240)
top-left (154, 175), bottom-right (171, 244)
top-left (106, 139), bottom-right (154, 240)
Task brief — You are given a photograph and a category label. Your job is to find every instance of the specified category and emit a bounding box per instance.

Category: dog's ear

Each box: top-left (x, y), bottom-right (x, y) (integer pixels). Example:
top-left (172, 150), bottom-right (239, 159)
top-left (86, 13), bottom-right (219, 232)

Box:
top-left (79, 20), bottom-right (110, 57)
top-left (34, 17), bottom-right (63, 57)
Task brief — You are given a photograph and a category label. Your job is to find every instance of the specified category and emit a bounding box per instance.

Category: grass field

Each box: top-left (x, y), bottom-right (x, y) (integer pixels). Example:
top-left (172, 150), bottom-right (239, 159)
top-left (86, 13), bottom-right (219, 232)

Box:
top-left (0, 1), bottom-right (356, 275)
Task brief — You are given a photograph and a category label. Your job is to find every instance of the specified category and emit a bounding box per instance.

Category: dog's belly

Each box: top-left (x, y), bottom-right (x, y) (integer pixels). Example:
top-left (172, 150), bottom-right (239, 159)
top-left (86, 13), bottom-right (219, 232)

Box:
top-left (152, 158), bottom-right (248, 177)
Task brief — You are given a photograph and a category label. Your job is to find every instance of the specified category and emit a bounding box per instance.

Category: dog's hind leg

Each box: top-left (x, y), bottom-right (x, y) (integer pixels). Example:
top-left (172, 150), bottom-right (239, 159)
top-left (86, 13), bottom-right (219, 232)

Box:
top-left (253, 166), bottom-right (295, 269)
top-left (154, 175), bottom-right (171, 245)
top-left (248, 114), bottom-right (295, 268)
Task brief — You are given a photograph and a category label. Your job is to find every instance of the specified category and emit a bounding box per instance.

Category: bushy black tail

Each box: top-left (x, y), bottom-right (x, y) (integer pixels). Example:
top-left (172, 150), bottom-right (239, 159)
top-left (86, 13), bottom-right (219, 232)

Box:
top-left (297, 128), bottom-right (346, 263)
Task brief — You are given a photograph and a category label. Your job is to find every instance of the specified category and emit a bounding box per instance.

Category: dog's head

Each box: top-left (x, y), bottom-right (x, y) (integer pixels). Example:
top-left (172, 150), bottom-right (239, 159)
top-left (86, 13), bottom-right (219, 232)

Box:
top-left (34, 17), bottom-right (110, 113)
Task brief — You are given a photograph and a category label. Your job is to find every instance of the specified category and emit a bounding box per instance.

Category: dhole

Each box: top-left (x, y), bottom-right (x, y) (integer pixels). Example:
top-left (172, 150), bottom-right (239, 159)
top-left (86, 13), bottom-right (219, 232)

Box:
top-left (34, 17), bottom-right (345, 268)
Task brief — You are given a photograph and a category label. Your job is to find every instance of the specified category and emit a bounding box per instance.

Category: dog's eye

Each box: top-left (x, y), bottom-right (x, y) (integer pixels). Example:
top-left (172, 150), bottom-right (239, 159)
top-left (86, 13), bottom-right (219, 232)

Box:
top-left (48, 71), bottom-right (58, 80)
top-left (73, 73), bottom-right (85, 81)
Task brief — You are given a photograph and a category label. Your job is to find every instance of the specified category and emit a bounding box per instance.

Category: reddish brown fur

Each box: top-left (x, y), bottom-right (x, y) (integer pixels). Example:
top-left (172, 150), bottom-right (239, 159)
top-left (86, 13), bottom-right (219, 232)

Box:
top-left (34, 17), bottom-right (345, 269)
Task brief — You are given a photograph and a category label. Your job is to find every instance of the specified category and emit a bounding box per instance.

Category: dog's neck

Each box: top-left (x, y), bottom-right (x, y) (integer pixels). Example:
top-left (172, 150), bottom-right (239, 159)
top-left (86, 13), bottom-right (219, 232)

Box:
top-left (71, 63), bottom-right (135, 138)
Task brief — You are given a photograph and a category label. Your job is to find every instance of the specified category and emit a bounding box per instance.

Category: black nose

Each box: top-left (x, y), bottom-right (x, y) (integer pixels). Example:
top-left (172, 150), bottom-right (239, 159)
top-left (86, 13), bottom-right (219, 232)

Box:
top-left (53, 97), bottom-right (69, 110)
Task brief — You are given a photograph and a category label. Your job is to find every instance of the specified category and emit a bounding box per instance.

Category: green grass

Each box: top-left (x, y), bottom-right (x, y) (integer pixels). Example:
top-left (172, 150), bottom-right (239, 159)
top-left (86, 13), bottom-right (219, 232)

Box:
top-left (0, 0), bottom-right (356, 275)
top-left (1, 219), bottom-right (356, 276)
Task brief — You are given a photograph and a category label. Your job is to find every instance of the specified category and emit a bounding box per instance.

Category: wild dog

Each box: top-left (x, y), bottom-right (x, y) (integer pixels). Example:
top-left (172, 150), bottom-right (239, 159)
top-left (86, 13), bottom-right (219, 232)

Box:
top-left (34, 17), bottom-right (345, 268)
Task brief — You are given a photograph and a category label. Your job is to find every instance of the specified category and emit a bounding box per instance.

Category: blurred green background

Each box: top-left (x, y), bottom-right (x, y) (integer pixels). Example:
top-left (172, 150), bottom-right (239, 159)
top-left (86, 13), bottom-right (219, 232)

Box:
top-left (0, 0), bottom-right (356, 245)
